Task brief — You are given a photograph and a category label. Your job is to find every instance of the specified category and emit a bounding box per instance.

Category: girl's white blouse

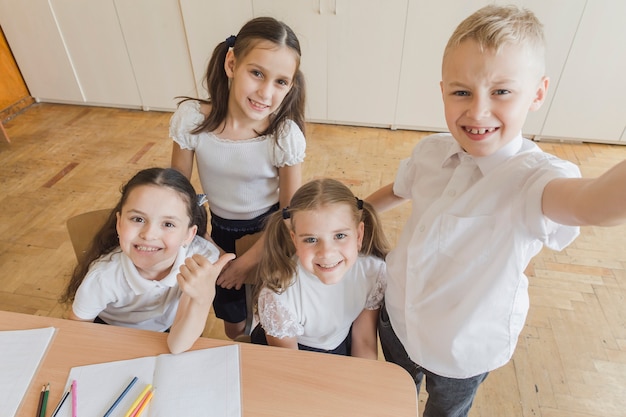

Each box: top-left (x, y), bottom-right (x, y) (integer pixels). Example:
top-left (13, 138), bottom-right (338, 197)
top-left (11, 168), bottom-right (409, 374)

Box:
top-left (257, 255), bottom-right (386, 350)
top-left (169, 100), bottom-right (306, 219)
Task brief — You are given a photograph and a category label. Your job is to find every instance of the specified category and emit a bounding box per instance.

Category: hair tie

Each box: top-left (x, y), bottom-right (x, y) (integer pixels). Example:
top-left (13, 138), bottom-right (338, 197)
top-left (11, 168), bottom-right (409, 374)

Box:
top-left (282, 207), bottom-right (291, 220)
top-left (225, 35), bottom-right (236, 48)
top-left (197, 194), bottom-right (208, 207)
top-left (355, 197), bottom-right (363, 210)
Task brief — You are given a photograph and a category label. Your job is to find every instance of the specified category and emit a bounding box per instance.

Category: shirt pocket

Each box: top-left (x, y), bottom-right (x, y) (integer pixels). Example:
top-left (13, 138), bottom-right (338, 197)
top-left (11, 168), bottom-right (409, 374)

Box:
top-left (438, 214), bottom-right (496, 264)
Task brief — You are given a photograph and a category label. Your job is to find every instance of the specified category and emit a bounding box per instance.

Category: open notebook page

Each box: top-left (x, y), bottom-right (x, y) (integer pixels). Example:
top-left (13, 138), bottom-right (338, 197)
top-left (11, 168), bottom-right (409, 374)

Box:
top-left (61, 344), bottom-right (241, 417)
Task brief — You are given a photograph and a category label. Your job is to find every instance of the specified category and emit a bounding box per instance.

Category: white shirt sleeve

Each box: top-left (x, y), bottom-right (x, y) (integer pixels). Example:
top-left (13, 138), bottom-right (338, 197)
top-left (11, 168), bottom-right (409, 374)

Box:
top-left (272, 120), bottom-right (306, 167)
top-left (257, 288), bottom-right (304, 339)
top-left (169, 100), bottom-right (204, 150)
top-left (364, 261), bottom-right (387, 310)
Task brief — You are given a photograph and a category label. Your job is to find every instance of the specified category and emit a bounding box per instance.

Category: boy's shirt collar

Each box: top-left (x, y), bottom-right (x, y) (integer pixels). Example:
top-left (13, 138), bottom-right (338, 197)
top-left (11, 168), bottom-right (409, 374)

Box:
top-left (444, 133), bottom-right (523, 176)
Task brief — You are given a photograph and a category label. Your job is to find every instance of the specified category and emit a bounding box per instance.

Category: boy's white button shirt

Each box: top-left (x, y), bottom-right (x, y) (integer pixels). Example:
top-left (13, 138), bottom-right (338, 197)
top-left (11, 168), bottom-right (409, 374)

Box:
top-left (386, 133), bottom-right (580, 378)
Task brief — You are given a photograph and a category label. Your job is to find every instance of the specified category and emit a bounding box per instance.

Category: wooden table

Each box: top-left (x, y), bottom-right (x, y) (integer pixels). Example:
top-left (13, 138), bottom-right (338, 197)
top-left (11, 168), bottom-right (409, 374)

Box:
top-left (1, 310), bottom-right (418, 416)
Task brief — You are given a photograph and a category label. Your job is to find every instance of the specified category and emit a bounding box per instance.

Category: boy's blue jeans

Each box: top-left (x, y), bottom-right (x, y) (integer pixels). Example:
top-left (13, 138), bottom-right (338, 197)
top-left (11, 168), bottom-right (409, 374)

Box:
top-left (378, 304), bottom-right (488, 417)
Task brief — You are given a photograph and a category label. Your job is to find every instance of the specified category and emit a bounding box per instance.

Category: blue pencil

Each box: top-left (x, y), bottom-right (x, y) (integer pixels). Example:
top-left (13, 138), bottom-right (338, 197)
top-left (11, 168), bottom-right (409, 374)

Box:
top-left (102, 376), bottom-right (139, 417)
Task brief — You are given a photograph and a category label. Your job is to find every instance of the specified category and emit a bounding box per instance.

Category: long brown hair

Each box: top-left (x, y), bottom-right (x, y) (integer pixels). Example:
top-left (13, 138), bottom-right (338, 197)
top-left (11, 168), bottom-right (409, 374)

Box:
top-left (60, 168), bottom-right (207, 304)
top-left (254, 178), bottom-right (390, 310)
top-left (179, 16), bottom-right (306, 138)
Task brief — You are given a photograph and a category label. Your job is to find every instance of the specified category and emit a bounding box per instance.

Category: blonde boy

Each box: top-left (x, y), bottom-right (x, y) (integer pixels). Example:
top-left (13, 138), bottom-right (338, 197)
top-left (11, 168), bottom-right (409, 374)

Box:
top-left (367, 5), bottom-right (626, 416)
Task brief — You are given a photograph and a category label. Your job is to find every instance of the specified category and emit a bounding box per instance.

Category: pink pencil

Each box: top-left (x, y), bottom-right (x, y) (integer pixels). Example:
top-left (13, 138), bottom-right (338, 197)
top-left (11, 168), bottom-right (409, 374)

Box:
top-left (71, 380), bottom-right (77, 417)
top-left (130, 389), bottom-right (154, 417)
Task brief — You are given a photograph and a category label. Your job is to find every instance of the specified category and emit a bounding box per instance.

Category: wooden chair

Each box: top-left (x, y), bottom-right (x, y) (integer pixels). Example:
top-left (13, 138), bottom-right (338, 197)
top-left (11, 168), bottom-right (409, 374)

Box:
top-left (66, 208), bottom-right (112, 263)
top-left (234, 232), bottom-right (263, 338)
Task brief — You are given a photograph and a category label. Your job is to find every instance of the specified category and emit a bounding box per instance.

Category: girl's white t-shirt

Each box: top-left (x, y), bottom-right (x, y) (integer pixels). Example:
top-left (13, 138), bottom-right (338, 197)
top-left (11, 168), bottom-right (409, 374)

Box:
top-left (169, 100), bottom-right (306, 220)
top-left (257, 255), bottom-right (386, 350)
top-left (72, 236), bottom-right (220, 331)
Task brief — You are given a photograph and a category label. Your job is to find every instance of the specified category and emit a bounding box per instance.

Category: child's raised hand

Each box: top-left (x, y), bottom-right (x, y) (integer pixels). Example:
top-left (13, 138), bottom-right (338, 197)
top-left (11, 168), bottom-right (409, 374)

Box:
top-left (177, 252), bottom-right (236, 305)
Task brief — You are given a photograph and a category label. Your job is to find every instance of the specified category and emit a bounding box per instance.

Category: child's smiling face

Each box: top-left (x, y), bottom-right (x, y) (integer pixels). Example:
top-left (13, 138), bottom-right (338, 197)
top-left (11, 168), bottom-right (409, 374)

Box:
top-left (116, 185), bottom-right (196, 281)
top-left (441, 39), bottom-right (548, 157)
top-left (290, 204), bottom-right (364, 285)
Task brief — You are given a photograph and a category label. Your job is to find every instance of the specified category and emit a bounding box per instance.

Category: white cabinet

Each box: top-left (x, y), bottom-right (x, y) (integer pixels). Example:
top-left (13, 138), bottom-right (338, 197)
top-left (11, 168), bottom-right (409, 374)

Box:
top-left (253, 0), bottom-right (407, 127)
top-left (2, 0), bottom-right (625, 143)
top-left (50, 0), bottom-right (141, 108)
top-left (394, 0), bottom-right (587, 137)
top-left (539, 0), bottom-right (626, 144)
top-left (0, 0), bottom-right (83, 103)
top-left (0, 0), bottom-right (196, 110)
top-left (114, 0), bottom-right (197, 111)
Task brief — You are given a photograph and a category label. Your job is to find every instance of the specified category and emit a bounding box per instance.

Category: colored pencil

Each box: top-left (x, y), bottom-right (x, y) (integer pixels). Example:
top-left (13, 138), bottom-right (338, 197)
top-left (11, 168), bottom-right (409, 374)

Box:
top-left (130, 389), bottom-right (153, 417)
top-left (35, 385), bottom-right (45, 417)
top-left (123, 384), bottom-right (152, 417)
top-left (40, 383), bottom-right (50, 417)
top-left (102, 376), bottom-right (138, 417)
top-left (50, 386), bottom-right (71, 417)
top-left (71, 379), bottom-right (77, 417)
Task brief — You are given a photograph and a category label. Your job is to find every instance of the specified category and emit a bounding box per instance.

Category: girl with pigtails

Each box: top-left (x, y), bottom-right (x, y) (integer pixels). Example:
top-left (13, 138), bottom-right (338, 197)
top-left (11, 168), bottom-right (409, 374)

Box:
top-left (169, 17), bottom-right (306, 340)
top-left (250, 178), bottom-right (390, 359)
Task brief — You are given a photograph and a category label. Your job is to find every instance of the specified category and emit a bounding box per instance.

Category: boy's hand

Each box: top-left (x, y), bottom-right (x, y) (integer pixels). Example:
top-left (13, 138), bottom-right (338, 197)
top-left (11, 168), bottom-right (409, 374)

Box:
top-left (177, 253), bottom-right (236, 305)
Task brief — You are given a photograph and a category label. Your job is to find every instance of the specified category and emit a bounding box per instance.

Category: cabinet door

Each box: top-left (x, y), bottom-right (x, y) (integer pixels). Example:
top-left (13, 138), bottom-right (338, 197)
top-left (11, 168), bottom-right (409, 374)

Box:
top-left (50, 0), bottom-right (141, 107)
top-left (540, 0), bottom-right (626, 143)
top-left (178, 0), bottom-right (253, 99)
top-left (326, 0), bottom-right (407, 126)
top-left (252, 0), bottom-right (328, 121)
top-left (395, 0), bottom-right (585, 137)
top-left (0, 0), bottom-right (83, 103)
top-left (519, 0), bottom-right (585, 135)
top-left (114, 0), bottom-right (197, 111)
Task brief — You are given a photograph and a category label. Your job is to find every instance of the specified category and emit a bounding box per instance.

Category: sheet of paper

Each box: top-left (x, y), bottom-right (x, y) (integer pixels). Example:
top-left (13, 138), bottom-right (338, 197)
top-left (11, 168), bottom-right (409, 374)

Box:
top-left (61, 344), bottom-right (241, 417)
top-left (0, 327), bottom-right (56, 417)
top-left (152, 345), bottom-right (242, 417)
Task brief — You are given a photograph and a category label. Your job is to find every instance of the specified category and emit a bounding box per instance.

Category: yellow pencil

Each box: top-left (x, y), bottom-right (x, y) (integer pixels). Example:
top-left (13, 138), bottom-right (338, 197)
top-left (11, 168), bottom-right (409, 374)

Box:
top-left (122, 384), bottom-right (152, 417)
top-left (132, 390), bottom-right (154, 417)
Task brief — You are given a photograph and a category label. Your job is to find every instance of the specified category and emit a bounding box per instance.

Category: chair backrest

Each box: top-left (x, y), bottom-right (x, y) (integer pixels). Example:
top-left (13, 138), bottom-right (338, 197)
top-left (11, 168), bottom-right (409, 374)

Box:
top-left (66, 209), bottom-right (112, 263)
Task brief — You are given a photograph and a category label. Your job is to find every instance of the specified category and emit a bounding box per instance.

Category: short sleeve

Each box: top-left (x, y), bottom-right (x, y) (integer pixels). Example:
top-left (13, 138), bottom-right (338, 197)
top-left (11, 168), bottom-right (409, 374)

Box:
top-left (523, 154), bottom-right (581, 250)
top-left (272, 120), bottom-right (306, 167)
top-left (189, 236), bottom-right (220, 263)
top-left (257, 288), bottom-right (304, 338)
top-left (364, 261), bottom-right (387, 310)
top-left (72, 269), bottom-right (116, 320)
top-left (393, 157), bottom-right (415, 199)
top-left (169, 100), bottom-right (205, 150)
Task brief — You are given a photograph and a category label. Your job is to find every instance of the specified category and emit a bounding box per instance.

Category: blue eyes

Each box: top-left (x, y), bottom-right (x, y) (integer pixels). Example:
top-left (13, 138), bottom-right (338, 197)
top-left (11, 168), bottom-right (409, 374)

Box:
top-left (302, 233), bottom-right (348, 244)
top-left (452, 90), bottom-right (510, 96)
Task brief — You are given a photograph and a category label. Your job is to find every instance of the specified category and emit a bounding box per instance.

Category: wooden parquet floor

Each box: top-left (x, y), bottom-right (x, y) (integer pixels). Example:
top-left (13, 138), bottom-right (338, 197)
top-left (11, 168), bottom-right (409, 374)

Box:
top-left (1, 103), bottom-right (625, 417)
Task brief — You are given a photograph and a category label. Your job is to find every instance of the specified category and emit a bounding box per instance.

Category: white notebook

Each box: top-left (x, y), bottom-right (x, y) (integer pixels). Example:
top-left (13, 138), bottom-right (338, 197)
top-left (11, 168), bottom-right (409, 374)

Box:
top-left (0, 327), bottom-right (56, 417)
top-left (57, 344), bottom-right (241, 417)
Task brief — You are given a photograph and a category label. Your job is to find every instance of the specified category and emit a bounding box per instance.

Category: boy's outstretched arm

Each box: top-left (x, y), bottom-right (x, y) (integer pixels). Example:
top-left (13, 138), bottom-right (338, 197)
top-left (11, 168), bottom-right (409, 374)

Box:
top-left (543, 160), bottom-right (626, 227)
top-left (168, 252), bottom-right (236, 354)
top-left (365, 183), bottom-right (408, 213)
